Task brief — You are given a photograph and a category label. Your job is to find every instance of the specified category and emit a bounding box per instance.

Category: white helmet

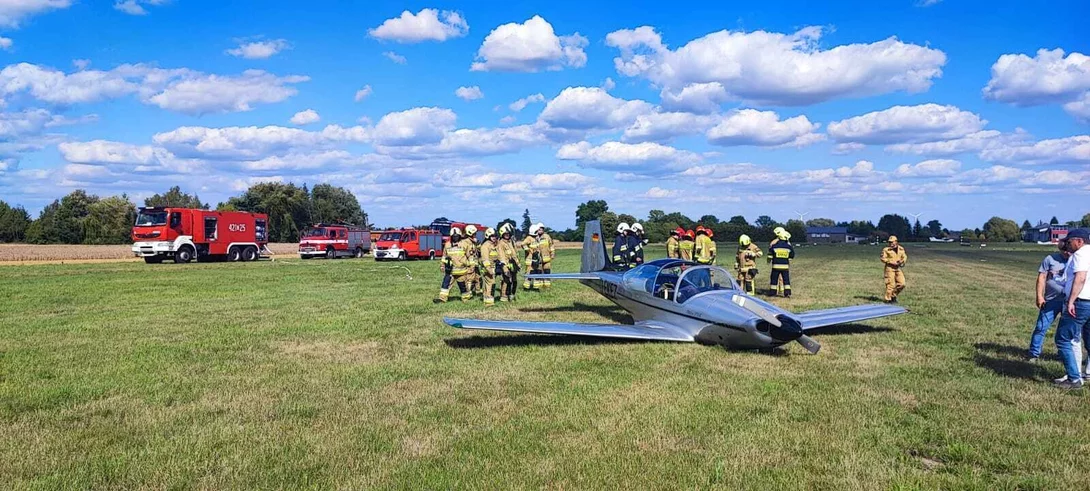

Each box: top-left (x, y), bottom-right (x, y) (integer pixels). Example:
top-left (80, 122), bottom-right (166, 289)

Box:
top-left (464, 224), bottom-right (478, 235)
top-left (450, 227), bottom-right (463, 237)
top-left (528, 224), bottom-right (541, 235)
top-left (617, 223), bottom-right (631, 234)
top-left (484, 227), bottom-right (496, 238)
top-left (631, 223), bottom-right (644, 233)
top-left (535, 222), bottom-right (545, 234)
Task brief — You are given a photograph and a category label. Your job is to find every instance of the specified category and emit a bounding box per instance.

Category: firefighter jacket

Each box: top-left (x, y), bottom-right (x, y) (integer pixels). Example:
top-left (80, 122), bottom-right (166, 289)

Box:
top-left (457, 237), bottom-right (479, 268)
top-left (442, 242), bottom-right (471, 275)
top-left (694, 234), bottom-right (716, 264)
top-left (736, 243), bottom-right (762, 270)
top-left (666, 236), bottom-right (680, 258)
top-left (537, 233), bottom-right (555, 263)
top-left (769, 241), bottom-right (794, 270)
top-left (881, 245), bottom-right (907, 269)
top-left (498, 238), bottom-right (519, 272)
top-left (628, 234), bottom-right (644, 264)
top-left (480, 239), bottom-right (501, 274)
top-left (612, 234), bottom-right (630, 267)
top-left (520, 235), bottom-right (540, 267)
top-left (679, 239), bottom-right (695, 261)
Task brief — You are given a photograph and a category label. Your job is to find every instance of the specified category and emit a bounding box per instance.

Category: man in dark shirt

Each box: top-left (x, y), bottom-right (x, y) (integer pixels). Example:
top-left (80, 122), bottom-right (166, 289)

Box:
top-left (1029, 239), bottom-right (1070, 362)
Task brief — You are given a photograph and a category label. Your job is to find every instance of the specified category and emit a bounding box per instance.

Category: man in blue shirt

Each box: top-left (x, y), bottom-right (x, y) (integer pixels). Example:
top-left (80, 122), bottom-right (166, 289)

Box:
top-left (1028, 239), bottom-right (1070, 362)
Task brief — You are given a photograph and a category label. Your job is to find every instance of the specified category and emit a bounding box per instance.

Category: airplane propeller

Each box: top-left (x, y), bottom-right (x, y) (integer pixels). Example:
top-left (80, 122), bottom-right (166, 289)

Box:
top-left (731, 295), bottom-right (821, 354)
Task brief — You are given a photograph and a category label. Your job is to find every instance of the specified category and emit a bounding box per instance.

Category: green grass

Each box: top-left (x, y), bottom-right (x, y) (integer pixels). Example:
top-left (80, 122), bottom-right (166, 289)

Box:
top-left (2, 243), bottom-right (1089, 489)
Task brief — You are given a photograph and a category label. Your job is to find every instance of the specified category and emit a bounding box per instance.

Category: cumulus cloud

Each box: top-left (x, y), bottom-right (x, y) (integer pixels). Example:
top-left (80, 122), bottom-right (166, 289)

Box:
top-left (893, 159), bottom-right (961, 177)
top-left (601, 77), bottom-right (616, 91)
top-left (114, 0), bottom-right (167, 16)
top-left (383, 51), bottom-right (407, 64)
top-left (290, 109), bottom-right (320, 125)
top-left (354, 85), bottom-right (372, 102)
top-left (372, 107), bottom-right (457, 147)
top-left (539, 86), bottom-right (652, 131)
top-left (377, 124), bottom-right (546, 159)
top-left (509, 93), bottom-right (544, 112)
top-left (146, 70), bottom-right (310, 115)
top-left (706, 109), bottom-right (822, 147)
top-left (828, 104), bottom-right (987, 144)
top-left (226, 38), bottom-right (291, 59)
top-left (659, 82), bottom-right (730, 114)
top-left (455, 85), bottom-right (484, 101)
top-left (979, 135), bottom-right (1090, 164)
top-left (885, 129), bottom-right (1019, 157)
top-left (0, 0), bottom-right (71, 27)
top-left (0, 37), bottom-right (12, 50)
top-left (59, 140), bottom-right (164, 165)
top-left (556, 140), bottom-right (698, 175)
top-left (622, 111), bottom-right (714, 143)
top-left (983, 49), bottom-right (1090, 116)
top-left (471, 16), bottom-right (588, 72)
top-left (153, 124), bottom-right (368, 160)
top-left (606, 25), bottom-right (946, 106)
top-left (368, 8), bottom-right (468, 43)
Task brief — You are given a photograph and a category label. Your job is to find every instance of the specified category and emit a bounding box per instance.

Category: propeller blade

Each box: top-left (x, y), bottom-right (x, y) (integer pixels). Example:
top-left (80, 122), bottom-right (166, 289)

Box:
top-left (796, 335), bottom-right (821, 354)
top-left (731, 295), bottom-right (782, 328)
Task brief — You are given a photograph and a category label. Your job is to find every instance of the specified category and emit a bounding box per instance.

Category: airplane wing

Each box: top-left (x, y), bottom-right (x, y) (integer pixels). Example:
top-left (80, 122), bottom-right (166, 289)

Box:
top-left (443, 317), bottom-right (694, 342)
top-left (796, 304), bottom-right (907, 331)
top-left (525, 272), bottom-right (604, 280)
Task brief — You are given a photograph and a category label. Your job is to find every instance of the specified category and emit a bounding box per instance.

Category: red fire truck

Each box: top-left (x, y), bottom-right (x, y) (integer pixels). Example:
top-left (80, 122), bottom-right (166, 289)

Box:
top-left (373, 228), bottom-right (444, 261)
top-left (298, 224), bottom-right (371, 259)
top-left (132, 207), bottom-right (269, 264)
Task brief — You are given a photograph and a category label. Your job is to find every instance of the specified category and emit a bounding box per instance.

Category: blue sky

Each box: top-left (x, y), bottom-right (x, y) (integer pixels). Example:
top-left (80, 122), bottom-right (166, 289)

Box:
top-left (0, 0), bottom-right (1087, 230)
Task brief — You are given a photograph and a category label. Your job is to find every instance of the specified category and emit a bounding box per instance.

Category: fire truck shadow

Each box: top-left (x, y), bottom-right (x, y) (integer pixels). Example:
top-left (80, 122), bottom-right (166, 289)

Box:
top-left (444, 333), bottom-right (646, 349)
top-left (517, 303), bottom-right (633, 324)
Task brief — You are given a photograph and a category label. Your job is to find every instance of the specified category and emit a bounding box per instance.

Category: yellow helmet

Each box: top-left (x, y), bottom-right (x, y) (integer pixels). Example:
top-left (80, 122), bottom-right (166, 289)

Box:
top-left (450, 227), bottom-right (463, 237)
top-left (739, 234), bottom-right (751, 246)
top-left (781, 231), bottom-right (792, 241)
top-left (464, 224), bottom-right (478, 235)
top-left (484, 227), bottom-right (496, 238)
top-left (888, 235), bottom-right (899, 243)
top-left (773, 226), bottom-right (786, 235)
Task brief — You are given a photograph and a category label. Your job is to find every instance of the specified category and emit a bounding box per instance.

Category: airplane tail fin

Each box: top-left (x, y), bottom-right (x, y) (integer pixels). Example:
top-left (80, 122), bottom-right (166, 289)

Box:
top-left (581, 220), bottom-right (612, 273)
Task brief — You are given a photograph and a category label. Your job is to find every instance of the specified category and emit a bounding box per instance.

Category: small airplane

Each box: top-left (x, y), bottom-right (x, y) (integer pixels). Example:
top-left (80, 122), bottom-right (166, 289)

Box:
top-left (444, 220), bottom-right (907, 353)
top-left (928, 236), bottom-right (954, 243)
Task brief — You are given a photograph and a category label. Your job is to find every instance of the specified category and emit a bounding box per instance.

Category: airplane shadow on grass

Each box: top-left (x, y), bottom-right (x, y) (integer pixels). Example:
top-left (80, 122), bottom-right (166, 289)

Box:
top-left (972, 342), bottom-right (1057, 381)
top-left (444, 334), bottom-right (645, 349)
top-left (516, 303), bottom-right (633, 324)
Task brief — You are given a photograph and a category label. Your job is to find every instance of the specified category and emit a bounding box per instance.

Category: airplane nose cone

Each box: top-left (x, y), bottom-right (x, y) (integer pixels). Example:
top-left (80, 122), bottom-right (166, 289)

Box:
top-left (764, 315), bottom-right (803, 342)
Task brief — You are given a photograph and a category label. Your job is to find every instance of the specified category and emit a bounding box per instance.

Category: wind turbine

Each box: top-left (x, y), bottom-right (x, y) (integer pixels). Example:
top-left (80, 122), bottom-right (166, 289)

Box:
top-left (909, 212), bottom-right (924, 237)
top-left (794, 210), bottom-right (809, 222)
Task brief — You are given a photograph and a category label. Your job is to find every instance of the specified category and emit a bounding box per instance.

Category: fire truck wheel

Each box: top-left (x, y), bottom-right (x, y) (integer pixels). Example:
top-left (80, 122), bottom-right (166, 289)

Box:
top-left (228, 247), bottom-right (242, 262)
top-left (354, 247), bottom-right (364, 258)
top-left (399, 251), bottom-right (407, 261)
top-left (174, 246), bottom-right (194, 264)
top-left (428, 250), bottom-right (436, 260)
top-left (326, 247), bottom-right (336, 259)
top-left (242, 246), bottom-right (258, 261)
top-left (144, 255), bottom-right (163, 264)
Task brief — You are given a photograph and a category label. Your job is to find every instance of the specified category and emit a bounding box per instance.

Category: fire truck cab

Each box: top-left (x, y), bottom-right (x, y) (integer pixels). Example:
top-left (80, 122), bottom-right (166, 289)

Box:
top-left (298, 224), bottom-right (371, 259)
top-left (373, 228), bottom-right (444, 261)
top-left (132, 207), bottom-right (269, 264)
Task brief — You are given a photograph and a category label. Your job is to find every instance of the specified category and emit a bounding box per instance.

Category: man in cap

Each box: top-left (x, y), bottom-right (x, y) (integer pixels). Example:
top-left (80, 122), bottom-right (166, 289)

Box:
top-left (613, 223), bottom-right (632, 270)
top-left (880, 235), bottom-right (908, 303)
top-left (478, 227), bottom-right (502, 305)
top-left (535, 222), bottom-right (555, 288)
top-left (437, 227), bottom-right (472, 302)
top-left (666, 228), bottom-right (682, 259)
top-left (679, 229), bottom-right (696, 261)
top-left (1054, 228), bottom-right (1090, 389)
top-left (1028, 239), bottom-right (1070, 362)
top-left (736, 234), bottom-right (762, 295)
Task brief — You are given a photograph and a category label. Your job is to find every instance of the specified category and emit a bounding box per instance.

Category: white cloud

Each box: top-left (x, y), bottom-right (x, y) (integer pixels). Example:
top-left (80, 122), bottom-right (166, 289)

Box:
top-left (377, 124), bottom-right (545, 159)
top-left (622, 111), bottom-right (713, 142)
top-left (0, 0), bottom-right (71, 27)
top-left (471, 16), bottom-right (587, 72)
top-left (383, 51), bottom-right (407, 64)
top-left (885, 129), bottom-right (1018, 157)
top-left (601, 77), bottom-right (616, 91)
top-left (979, 135), bottom-right (1090, 164)
top-left (72, 59), bottom-right (90, 70)
top-left (226, 39), bottom-right (291, 59)
top-left (706, 109), bottom-right (822, 147)
top-left (556, 140), bottom-right (698, 175)
top-left (455, 85), bottom-right (483, 101)
top-left (0, 37), bottom-right (12, 50)
top-left (146, 70), bottom-right (310, 115)
top-left (659, 82), bottom-right (730, 114)
top-left (114, 0), bottom-right (167, 16)
top-left (290, 109), bottom-right (320, 125)
top-left (832, 142), bottom-right (865, 154)
top-left (354, 85), bottom-right (372, 102)
top-left (828, 104), bottom-right (987, 144)
top-left (499, 115), bottom-right (516, 125)
top-left (893, 159), bottom-right (961, 177)
top-left (372, 107), bottom-right (457, 146)
top-left (1064, 93), bottom-right (1090, 122)
top-left (368, 8), bottom-right (468, 43)
top-left (983, 49), bottom-right (1090, 114)
top-left (153, 124), bottom-right (368, 160)
top-left (509, 93), bottom-right (544, 112)
top-left (539, 86), bottom-right (652, 131)
top-left (59, 140), bottom-right (164, 165)
top-left (606, 26), bottom-right (946, 106)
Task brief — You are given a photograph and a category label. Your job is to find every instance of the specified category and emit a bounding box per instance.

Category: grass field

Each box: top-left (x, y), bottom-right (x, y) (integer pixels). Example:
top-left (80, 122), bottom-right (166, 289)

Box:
top-left (2, 243), bottom-right (1089, 489)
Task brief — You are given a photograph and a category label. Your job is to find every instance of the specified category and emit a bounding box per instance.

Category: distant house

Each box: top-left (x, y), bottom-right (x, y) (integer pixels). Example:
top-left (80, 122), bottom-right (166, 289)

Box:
top-left (806, 226), bottom-right (848, 244)
top-left (1023, 222), bottom-right (1068, 243)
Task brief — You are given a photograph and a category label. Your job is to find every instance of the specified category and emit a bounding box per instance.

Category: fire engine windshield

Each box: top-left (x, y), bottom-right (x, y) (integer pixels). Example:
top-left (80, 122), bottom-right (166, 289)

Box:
top-left (135, 210), bottom-right (167, 226)
top-left (379, 232), bottom-right (402, 241)
top-left (302, 228), bottom-right (328, 238)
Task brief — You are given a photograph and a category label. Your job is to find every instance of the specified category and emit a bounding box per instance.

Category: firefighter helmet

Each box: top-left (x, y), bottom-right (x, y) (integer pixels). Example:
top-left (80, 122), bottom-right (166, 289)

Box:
top-left (535, 222), bottom-right (545, 233)
top-left (485, 227), bottom-right (496, 238)
top-left (671, 227), bottom-right (683, 236)
top-left (464, 224), bottom-right (478, 236)
top-left (617, 223), bottom-right (631, 234)
top-left (781, 231), bottom-right (792, 241)
top-left (888, 235), bottom-right (898, 243)
top-left (695, 225), bottom-right (707, 235)
top-left (632, 223), bottom-right (644, 233)
top-left (685, 229), bottom-right (695, 240)
top-left (773, 226), bottom-right (786, 235)
top-left (450, 227), bottom-right (463, 237)
top-left (739, 234), bottom-right (751, 246)
top-left (528, 224), bottom-right (540, 236)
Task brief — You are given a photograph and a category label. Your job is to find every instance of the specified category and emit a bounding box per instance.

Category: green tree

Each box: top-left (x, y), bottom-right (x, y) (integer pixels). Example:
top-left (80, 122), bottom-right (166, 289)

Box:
top-left (222, 182), bottom-right (310, 242)
top-left (877, 214), bottom-right (911, 239)
top-left (27, 190), bottom-right (98, 244)
top-left (982, 217), bottom-right (1021, 242)
top-left (912, 219), bottom-right (922, 238)
top-left (647, 209), bottom-right (666, 223)
top-left (698, 215), bottom-right (719, 227)
top-left (521, 209), bottom-right (532, 235)
top-left (753, 215), bottom-right (780, 241)
top-left (838, 220), bottom-right (876, 236)
top-left (618, 213), bottom-right (638, 228)
top-left (145, 186), bottom-right (207, 209)
top-left (0, 200), bottom-right (31, 243)
top-left (927, 219), bottom-right (943, 237)
top-left (575, 200), bottom-right (608, 226)
top-left (310, 183), bottom-right (366, 226)
top-left (1081, 213), bottom-right (1090, 227)
top-left (599, 211), bottom-right (619, 237)
top-left (1021, 219), bottom-right (1033, 230)
top-left (785, 219), bottom-right (807, 243)
top-left (805, 218), bottom-right (836, 227)
top-left (83, 195), bottom-right (136, 244)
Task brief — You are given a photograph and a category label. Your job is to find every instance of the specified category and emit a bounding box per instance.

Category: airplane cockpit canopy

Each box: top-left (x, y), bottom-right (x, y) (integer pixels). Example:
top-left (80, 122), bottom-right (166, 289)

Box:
top-left (622, 259), bottom-right (738, 303)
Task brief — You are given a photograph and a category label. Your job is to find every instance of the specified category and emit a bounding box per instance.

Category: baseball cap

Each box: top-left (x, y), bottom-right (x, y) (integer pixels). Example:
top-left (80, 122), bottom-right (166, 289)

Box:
top-left (1067, 228), bottom-right (1090, 241)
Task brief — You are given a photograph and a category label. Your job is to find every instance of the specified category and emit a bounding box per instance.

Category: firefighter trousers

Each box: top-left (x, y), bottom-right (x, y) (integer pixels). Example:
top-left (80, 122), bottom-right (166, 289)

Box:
top-left (737, 268), bottom-right (757, 295)
top-left (770, 269), bottom-right (791, 297)
top-left (439, 273), bottom-right (470, 302)
top-left (481, 270), bottom-right (496, 304)
top-left (884, 267), bottom-right (905, 301)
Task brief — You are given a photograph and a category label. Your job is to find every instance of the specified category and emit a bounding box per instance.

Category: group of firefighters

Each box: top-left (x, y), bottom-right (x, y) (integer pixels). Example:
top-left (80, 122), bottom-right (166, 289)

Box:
top-left (437, 222), bottom-right (556, 305)
top-left (658, 225), bottom-right (795, 297)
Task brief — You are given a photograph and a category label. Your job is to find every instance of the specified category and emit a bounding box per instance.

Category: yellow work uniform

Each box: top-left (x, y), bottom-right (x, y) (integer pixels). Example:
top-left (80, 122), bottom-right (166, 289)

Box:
top-left (439, 242), bottom-right (472, 302)
top-left (479, 239), bottom-right (500, 304)
top-left (679, 239), bottom-right (695, 261)
top-left (695, 235), bottom-right (717, 264)
top-left (666, 236), bottom-right (680, 258)
top-left (537, 233), bottom-right (556, 287)
top-left (880, 245), bottom-right (908, 301)
top-left (457, 237), bottom-right (479, 296)
top-left (520, 236), bottom-right (540, 289)
top-left (499, 238), bottom-right (519, 301)
top-left (735, 244), bottom-right (762, 294)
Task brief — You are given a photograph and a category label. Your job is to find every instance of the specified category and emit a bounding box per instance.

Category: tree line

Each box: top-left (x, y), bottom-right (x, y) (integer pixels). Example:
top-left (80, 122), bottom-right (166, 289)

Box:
top-left (0, 183), bottom-right (368, 244)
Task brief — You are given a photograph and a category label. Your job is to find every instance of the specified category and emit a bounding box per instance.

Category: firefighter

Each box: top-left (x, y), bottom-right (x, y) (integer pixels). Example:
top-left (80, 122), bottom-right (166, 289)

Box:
top-left (534, 222), bottom-right (555, 288)
top-left (679, 229), bottom-right (696, 261)
top-left (478, 227), bottom-right (501, 305)
top-left (735, 234), bottom-right (762, 295)
top-left (881, 235), bottom-right (908, 303)
top-left (666, 228), bottom-right (682, 259)
top-left (768, 231), bottom-right (795, 297)
top-left (769, 226), bottom-right (787, 248)
top-left (613, 223), bottom-right (632, 270)
top-left (694, 226), bottom-right (716, 265)
top-left (499, 223), bottom-right (520, 301)
top-left (521, 224), bottom-right (541, 290)
top-left (460, 224), bottom-right (480, 296)
top-left (437, 227), bottom-right (471, 302)
top-left (630, 223), bottom-right (647, 266)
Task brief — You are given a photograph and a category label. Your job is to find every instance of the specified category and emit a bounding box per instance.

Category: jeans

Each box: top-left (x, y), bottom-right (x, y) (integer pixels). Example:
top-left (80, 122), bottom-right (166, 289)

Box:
top-left (1055, 300), bottom-right (1090, 381)
top-left (1029, 298), bottom-right (1064, 358)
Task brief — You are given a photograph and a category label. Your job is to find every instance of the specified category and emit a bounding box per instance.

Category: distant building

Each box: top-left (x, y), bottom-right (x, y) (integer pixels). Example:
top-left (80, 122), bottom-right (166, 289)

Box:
top-left (806, 226), bottom-right (848, 244)
top-left (1023, 222), bottom-right (1068, 243)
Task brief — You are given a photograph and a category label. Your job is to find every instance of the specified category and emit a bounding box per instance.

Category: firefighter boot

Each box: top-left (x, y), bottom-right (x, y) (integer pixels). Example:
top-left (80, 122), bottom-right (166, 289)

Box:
top-left (437, 288), bottom-right (450, 303)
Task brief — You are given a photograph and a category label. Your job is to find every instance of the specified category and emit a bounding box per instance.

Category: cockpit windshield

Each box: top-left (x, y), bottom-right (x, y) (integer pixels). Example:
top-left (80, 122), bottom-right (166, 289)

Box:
top-left (621, 264), bottom-right (661, 294)
top-left (676, 266), bottom-right (737, 303)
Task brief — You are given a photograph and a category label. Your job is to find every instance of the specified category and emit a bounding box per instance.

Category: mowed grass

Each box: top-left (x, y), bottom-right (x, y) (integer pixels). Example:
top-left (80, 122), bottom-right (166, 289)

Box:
top-left (2, 244), bottom-right (1089, 489)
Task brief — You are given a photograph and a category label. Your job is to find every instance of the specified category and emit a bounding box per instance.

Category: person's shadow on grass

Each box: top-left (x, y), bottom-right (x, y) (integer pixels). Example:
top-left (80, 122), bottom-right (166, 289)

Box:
top-left (972, 342), bottom-right (1055, 381)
